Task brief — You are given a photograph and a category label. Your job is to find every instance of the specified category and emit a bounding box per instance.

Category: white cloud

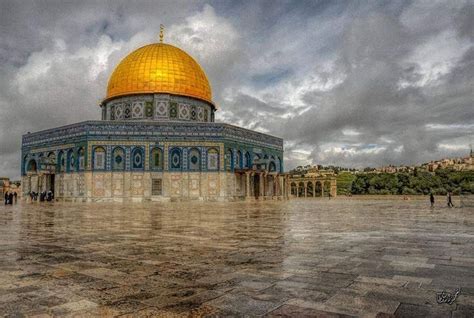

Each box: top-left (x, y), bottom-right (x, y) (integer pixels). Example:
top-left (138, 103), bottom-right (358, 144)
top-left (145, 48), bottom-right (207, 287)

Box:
top-left (0, 1), bottom-right (472, 178)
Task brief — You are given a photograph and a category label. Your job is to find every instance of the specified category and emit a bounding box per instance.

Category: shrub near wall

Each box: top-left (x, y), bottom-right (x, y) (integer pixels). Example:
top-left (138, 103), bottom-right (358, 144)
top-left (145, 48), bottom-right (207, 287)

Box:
top-left (349, 169), bottom-right (474, 195)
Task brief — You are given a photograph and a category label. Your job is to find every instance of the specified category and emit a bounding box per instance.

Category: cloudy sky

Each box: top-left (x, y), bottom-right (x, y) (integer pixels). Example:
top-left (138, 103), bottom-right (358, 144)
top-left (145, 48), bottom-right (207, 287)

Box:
top-left (1, 0), bottom-right (473, 178)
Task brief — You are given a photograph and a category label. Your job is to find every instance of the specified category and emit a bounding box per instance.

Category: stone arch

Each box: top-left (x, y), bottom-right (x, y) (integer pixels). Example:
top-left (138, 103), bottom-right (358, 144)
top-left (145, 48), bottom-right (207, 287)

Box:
top-left (236, 150), bottom-right (242, 169)
top-left (278, 157), bottom-right (283, 173)
top-left (298, 181), bottom-right (305, 197)
top-left (268, 161), bottom-right (277, 172)
top-left (26, 158), bottom-right (37, 173)
top-left (244, 151), bottom-right (251, 168)
top-left (67, 149), bottom-right (75, 172)
top-left (307, 181), bottom-right (314, 197)
top-left (207, 148), bottom-right (219, 170)
top-left (188, 148), bottom-right (201, 171)
top-left (315, 181), bottom-right (323, 197)
top-left (253, 153), bottom-right (260, 169)
top-left (112, 147), bottom-right (125, 171)
top-left (290, 182), bottom-right (297, 196)
top-left (22, 155), bottom-right (29, 175)
top-left (226, 148), bottom-right (234, 171)
top-left (93, 146), bottom-right (106, 170)
top-left (169, 147), bottom-right (182, 170)
top-left (77, 147), bottom-right (85, 171)
top-left (58, 150), bottom-right (66, 172)
top-left (150, 147), bottom-right (163, 170)
top-left (131, 147), bottom-right (144, 170)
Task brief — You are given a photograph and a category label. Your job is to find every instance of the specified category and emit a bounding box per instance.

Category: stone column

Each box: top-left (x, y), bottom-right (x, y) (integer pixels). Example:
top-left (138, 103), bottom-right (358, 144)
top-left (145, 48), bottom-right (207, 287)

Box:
top-left (321, 183), bottom-right (324, 197)
top-left (313, 179), bottom-right (316, 197)
top-left (331, 179), bottom-right (337, 198)
top-left (304, 181), bottom-right (308, 198)
top-left (279, 176), bottom-right (283, 197)
top-left (273, 176), bottom-right (278, 197)
top-left (245, 172), bottom-right (251, 198)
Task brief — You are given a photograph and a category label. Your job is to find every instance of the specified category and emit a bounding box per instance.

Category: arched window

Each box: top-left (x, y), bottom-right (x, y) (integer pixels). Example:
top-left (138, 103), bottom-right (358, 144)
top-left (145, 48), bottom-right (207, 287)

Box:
top-left (226, 149), bottom-right (233, 171)
top-left (47, 152), bottom-right (56, 162)
top-left (58, 150), bottom-right (66, 172)
top-left (244, 152), bottom-right (251, 168)
top-left (291, 182), bottom-right (297, 196)
top-left (169, 148), bottom-right (182, 170)
top-left (269, 155), bottom-right (276, 172)
top-left (151, 148), bottom-right (163, 170)
top-left (131, 147), bottom-right (144, 170)
top-left (207, 148), bottom-right (219, 170)
top-left (235, 150), bottom-right (242, 169)
top-left (26, 159), bottom-right (37, 173)
top-left (188, 148), bottom-right (201, 171)
top-left (112, 147), bottom-right (125, 170)
top-left (93, 147), bottom-right (106, 170)
top-left (38, 153), bottom-right (44, 166)
top-left (77, 148), bottom-right (85, 171)
top-left (315, 182), bottom-right (322, 197)
top-left (253, 154), bottom-right (261, 169)
top-left (67, 149), bottom-right (75, 172)
top-left (269, 161), bottom-right (276, 172)
top-left (45, 152), bottom-right (56, 172)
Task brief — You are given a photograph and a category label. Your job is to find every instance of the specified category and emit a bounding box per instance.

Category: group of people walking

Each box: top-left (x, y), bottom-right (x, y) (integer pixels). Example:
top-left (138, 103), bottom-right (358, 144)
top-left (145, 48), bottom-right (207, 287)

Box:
top-left (4, 191), bottom-right (17, 205)
top-left (429, 192), bottom-right (455, 208)
top-left (29, 191), bottom-right (54, 202)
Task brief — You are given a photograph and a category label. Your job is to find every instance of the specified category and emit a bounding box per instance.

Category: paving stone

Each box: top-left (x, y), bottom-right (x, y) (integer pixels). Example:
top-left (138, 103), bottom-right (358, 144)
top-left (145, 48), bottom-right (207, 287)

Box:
top-left (265, 304), bottom-right (356, 317)
top-left (205, 292), bottom-right (281, 316)
top-left (0, 199), bottom-right (473, 316)
top-left (394, 303), bottom-right (452, 318)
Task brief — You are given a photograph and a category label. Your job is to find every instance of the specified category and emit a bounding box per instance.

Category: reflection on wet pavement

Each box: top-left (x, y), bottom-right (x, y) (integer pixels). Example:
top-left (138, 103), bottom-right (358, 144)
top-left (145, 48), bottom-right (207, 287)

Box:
top-left (0, 199), bottom-right (473, 317)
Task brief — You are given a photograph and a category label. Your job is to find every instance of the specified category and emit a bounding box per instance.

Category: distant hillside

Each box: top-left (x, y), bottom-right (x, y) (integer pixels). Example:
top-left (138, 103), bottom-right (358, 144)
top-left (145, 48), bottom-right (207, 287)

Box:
top-left (349, 169), bottom-right (474, 195)
top-left (336, 172), bottom-right (356, 195)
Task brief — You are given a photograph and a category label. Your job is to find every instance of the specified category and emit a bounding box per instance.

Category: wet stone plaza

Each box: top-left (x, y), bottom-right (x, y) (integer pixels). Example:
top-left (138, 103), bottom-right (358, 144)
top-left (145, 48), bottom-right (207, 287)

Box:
top-left (0, 198), bottom-right (473, 317)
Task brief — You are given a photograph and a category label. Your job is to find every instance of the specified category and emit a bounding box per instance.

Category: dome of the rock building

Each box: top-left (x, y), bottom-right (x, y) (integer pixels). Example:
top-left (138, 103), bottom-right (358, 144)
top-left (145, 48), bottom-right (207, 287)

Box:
top-left (106, 43), bottom-right (212, 104)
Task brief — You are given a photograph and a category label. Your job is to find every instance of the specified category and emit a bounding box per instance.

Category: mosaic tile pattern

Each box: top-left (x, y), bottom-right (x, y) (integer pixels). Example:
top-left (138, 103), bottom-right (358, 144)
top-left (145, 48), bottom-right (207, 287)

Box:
top-left (1, 198), bottom-right (473, 316)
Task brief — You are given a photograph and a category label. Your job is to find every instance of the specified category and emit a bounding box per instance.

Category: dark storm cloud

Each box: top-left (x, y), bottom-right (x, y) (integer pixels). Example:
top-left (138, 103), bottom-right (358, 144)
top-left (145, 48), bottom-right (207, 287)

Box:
top-left (0, 0), bottom-right (473, 178)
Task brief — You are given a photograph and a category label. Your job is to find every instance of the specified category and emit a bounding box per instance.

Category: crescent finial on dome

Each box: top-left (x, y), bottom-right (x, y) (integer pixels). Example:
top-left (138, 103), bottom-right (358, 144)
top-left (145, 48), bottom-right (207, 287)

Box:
top-left (159, 24), bottom-right (164, 43)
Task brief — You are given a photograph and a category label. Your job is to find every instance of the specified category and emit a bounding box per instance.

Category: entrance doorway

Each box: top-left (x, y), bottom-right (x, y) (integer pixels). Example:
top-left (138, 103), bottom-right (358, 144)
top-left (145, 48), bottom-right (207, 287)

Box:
top-left (253, 174), bottom-right (260, 199)
top-left (47, 174), bottom-right (55, 194)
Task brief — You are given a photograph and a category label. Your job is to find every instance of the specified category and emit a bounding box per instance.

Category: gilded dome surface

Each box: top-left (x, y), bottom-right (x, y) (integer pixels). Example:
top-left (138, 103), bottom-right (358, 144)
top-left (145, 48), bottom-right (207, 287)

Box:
top-left (106, 43), bottom-right (212, 104)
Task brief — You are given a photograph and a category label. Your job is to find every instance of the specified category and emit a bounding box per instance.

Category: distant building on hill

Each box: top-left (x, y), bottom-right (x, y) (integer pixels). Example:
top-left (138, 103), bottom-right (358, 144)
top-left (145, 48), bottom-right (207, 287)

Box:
top-left (288, 165), bottom-right (337, 198)
top-left (0, 178), bottom-right (21, 197)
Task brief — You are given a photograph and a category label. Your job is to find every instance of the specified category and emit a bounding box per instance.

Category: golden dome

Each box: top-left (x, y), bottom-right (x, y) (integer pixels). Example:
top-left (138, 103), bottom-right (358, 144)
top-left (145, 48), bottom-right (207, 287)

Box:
top-left (106, 43), bottom-right (212, 104)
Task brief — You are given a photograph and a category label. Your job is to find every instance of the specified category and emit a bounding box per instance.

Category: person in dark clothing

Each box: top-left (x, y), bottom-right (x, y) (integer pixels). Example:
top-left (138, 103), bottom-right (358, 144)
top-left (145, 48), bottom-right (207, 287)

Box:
top-left (8, 192), bottom-right (13, 205)
top-left (430, 193), bottom-right (435, 208)
top-left (447, 192), bottom-right (454, 208)
top-left (13, 192), bottom-right (17, 203)
top-left (4, 192), bottom-right (8, 205)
